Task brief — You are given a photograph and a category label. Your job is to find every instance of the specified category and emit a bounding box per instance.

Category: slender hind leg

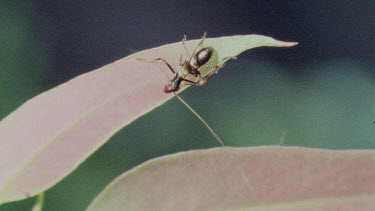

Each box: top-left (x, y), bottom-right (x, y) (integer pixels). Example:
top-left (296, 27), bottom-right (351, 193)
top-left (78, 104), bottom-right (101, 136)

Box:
top-left (197, 56), bottom-right (237, 85)
top-left (137, 57), bottom-right (176, 74)
top-left (187, 32), bottom-right (207, 64)
top-left (180, 35), bottom-right (190, 65)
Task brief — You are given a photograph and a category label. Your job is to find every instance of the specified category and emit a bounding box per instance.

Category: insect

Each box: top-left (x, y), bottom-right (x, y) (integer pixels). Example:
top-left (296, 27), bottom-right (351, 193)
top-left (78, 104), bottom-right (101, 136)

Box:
top-left (139, 33), bottom-right (235, 146)
top-left (151, 33), bottom-right (234, 93)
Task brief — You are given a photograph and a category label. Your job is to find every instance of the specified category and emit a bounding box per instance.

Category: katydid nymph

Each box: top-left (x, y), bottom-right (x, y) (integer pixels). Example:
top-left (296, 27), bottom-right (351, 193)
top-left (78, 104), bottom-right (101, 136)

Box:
top-left (138, 33), bottom-right (236, 146)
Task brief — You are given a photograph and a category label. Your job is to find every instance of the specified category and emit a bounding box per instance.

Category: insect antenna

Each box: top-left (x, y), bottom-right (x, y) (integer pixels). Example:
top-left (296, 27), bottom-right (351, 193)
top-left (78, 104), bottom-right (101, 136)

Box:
top-left (173, 92), bottom-right (224, 146)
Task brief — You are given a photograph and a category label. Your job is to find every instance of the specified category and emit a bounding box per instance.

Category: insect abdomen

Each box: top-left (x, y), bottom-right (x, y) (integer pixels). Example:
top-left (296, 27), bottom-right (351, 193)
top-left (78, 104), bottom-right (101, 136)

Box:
top-left (190, 47), bottom-right (214, 69)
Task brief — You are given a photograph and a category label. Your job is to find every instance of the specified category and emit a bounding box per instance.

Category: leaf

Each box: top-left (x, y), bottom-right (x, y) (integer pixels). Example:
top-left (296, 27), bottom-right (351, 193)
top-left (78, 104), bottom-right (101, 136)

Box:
top-left (0, 34), bottom-right (297, 203)
top-left (87, 146), bottom-right (375, 210)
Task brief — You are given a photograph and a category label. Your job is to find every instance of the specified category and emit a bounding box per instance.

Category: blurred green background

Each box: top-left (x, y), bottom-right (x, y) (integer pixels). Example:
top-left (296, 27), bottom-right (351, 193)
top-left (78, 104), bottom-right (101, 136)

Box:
top-left (1, 0), bottom-right (374, 210)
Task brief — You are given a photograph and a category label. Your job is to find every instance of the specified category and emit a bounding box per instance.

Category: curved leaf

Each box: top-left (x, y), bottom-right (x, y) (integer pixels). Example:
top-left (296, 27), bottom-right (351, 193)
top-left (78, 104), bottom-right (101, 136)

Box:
top-left (0, 35), bottom-right (297, 203)
top-left (87, 146), bottom-right (375, 210)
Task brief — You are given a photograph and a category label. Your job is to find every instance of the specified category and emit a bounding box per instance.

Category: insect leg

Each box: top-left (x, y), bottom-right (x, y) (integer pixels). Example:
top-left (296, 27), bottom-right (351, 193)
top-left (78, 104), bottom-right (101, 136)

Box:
top-left (137, 57), bottom-right (177, 74)
top-left (198, 56), bottom-right (237, 85)
top-left (187, 32), bottom-right (207, 64)
top-left (182, 36), bottom-right (190, 59)
top-left (181, 78), bottom-right (199, 85)
top-left (180, 35), bottom-right (189, 65)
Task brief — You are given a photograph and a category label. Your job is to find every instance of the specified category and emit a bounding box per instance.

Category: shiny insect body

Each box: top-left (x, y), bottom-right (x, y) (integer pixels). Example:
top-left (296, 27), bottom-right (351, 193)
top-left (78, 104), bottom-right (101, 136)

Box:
top-left (152, 33), bottom-right (234, 93)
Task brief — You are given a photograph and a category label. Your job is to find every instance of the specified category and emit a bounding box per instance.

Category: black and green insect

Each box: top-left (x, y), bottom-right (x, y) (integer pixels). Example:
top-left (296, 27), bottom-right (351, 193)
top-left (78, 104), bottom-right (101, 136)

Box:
top-left (139, 33), bottom-right (235, 146)
top-left (151, 33), bottom-right (234, 93)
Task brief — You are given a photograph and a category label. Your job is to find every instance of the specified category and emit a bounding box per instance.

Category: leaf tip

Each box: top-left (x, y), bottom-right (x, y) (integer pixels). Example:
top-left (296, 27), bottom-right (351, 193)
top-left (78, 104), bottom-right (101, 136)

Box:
top-left (280, 40), bottom-right (298, 47)
top-left (290, 41), bottom-right (298, 46)
top-left (266, 37), bottom-right (298, 48)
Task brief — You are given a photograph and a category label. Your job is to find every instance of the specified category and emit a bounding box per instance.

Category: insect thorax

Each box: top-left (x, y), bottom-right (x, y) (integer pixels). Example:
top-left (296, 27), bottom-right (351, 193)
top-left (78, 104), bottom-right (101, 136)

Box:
top-left (179, 65), bottom-right (190, 78)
